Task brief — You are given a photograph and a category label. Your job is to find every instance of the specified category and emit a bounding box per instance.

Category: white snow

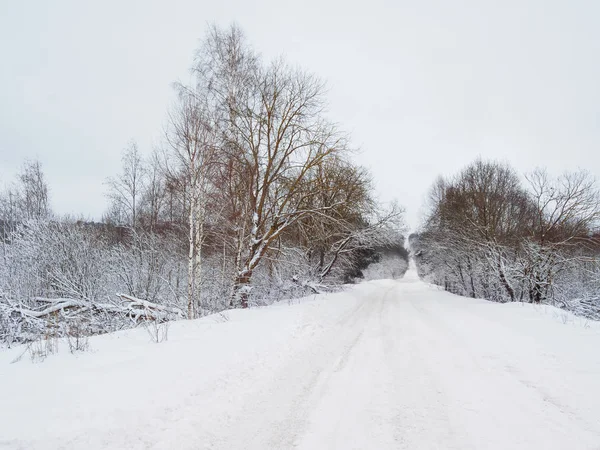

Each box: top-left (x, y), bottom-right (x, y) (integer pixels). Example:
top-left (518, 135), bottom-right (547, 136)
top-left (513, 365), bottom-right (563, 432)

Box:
top-left (1, 266), bottom-right (600, 449)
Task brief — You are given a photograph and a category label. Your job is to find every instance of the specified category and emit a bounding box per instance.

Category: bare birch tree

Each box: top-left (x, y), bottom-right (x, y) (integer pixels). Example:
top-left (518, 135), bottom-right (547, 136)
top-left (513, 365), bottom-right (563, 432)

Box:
top-left (189, 24), bottom-right (354, 307)
top-left (166, 86), bottom-right (217, 318)
top-left (225, 61), bottom-right (349, 307)
top-left (105, 142), bottom-right (146, 228)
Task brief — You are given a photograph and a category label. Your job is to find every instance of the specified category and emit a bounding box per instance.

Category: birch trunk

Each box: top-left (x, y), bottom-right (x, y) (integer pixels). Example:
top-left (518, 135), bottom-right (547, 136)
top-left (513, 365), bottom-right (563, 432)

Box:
top-left (187, 194), bottom-right (197, 319)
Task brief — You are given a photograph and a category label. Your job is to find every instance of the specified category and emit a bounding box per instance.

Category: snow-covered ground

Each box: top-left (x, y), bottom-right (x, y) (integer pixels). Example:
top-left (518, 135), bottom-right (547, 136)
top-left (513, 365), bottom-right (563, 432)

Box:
top-left (2, 266), bottom-right (600, 449)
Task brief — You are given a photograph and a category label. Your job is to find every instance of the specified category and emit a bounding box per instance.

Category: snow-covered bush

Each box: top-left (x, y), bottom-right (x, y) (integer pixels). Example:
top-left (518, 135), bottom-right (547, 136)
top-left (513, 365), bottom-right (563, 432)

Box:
top-left (0, 216), bottom-right (406, 345)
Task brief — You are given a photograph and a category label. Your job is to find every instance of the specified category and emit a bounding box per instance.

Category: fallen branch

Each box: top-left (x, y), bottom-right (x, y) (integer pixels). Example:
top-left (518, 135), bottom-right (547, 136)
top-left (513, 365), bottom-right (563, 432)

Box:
top-left (18, 299), bottom-right (89, 318)
top-left (115, 293), bottom-right (185, 318)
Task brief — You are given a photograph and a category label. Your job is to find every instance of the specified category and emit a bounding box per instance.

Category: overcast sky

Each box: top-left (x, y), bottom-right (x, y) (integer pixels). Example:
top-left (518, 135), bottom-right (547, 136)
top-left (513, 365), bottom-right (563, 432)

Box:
top-left (1, 0), bottom-right (599, 228)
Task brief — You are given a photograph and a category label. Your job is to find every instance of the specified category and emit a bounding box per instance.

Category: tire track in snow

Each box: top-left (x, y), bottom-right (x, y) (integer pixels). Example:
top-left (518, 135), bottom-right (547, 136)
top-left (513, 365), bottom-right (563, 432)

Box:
top-left (379, 283), bottom-right (467, 450)
top-left (207, 285), bottom-right (380, 449)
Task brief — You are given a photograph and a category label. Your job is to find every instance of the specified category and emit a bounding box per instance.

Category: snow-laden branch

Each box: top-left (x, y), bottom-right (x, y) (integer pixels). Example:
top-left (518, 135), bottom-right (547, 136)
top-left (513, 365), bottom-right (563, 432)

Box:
top-left (115, 293), bottom-right (185, 319)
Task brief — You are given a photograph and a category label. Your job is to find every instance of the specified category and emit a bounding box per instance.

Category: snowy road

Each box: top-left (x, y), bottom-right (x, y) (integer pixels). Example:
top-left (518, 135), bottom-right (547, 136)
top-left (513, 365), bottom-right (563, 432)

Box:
top-left (2, 267), bottom-right (600, 449)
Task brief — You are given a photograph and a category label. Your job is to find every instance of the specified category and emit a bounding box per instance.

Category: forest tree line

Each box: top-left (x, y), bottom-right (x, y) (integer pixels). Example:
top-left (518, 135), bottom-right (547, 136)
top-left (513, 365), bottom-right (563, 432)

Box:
top-left (0, 25), bottom-right (406, 345)
top-left (411, 159), bottom-right (600, 320)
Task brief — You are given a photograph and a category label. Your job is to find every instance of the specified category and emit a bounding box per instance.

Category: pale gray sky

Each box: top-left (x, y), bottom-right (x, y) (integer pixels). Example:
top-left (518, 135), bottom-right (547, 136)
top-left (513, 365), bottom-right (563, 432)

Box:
top-left (1, 0), bottom-right (599, 228)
